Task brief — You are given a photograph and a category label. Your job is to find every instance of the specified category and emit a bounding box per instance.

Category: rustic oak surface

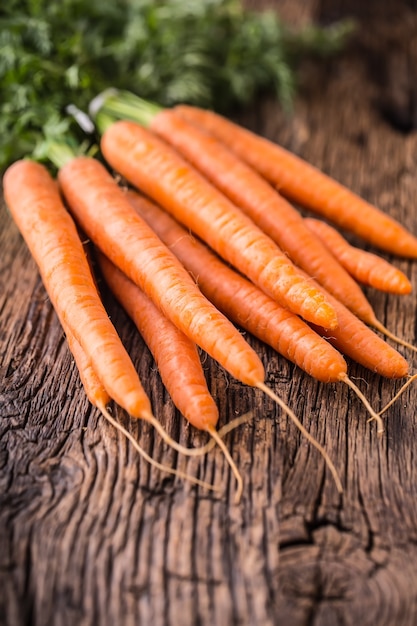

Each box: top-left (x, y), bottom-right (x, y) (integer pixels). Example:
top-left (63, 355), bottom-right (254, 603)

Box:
top-left (2, 1), bottom-right (417, 624)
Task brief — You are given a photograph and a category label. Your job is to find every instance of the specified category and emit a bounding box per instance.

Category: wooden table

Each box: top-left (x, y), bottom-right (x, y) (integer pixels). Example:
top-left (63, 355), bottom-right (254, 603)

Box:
top-left (2, 1), bottom-right (417, 624)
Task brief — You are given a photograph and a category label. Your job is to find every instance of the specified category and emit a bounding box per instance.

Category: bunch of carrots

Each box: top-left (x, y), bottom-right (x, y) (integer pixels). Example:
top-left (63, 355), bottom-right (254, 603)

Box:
top-left (4, 90), bottom-right (417, 501)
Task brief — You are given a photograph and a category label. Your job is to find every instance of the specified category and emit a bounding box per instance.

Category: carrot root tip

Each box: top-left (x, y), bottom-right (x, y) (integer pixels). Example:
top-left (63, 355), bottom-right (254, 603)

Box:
top-left (341, 375), bottom-right (385, 434)
top-left (373, 320), bottom-right (417, 354)
top-left (206, 424), bottom-right (243, 505)
top-left (97, 403), bottom-right (218, 491)
top-left (255, 381), bottom-right (343, 494)
top-left (377, 372), bottom-right (417, 416)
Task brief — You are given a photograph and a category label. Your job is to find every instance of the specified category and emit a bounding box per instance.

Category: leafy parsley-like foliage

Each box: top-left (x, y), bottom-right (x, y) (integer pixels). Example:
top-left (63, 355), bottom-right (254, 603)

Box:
top-left (0, 0), bottom-right (353, 170)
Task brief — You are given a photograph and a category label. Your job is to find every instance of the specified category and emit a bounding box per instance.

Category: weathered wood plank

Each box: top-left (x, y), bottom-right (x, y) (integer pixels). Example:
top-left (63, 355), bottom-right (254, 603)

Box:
top-left (2, 0), bottom-right (417, 624)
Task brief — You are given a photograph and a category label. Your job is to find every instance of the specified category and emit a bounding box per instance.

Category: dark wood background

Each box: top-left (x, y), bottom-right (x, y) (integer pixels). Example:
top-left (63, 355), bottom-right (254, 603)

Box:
top-left (2, 0), bottom-right (417, 624)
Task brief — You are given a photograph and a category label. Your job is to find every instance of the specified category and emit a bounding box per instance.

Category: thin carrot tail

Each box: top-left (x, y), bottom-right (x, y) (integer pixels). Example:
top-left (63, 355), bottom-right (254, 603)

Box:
top-left (372, 319), bottom-right (417, 354)
top-left (340, 374), bottom-right (385, 435)
top-left (255, 381), bottom-right (343, 494)
top-left (97, 403), bottom-right (219, 491)
top-left (377, 373), bottom-right (417, 416)
top-left (206, 425), bottom-right (244, 505)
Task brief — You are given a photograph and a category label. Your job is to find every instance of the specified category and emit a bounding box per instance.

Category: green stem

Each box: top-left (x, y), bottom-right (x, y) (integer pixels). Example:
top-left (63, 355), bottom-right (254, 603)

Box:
top-left (89, 89), bottom-right (164, 134)
top-left (41, 140), bottom-right (78, 170)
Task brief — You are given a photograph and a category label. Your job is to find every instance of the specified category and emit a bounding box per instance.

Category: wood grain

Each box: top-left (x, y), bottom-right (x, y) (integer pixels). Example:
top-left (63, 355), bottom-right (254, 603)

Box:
top-left (2, 1), bottom-right (417, 624)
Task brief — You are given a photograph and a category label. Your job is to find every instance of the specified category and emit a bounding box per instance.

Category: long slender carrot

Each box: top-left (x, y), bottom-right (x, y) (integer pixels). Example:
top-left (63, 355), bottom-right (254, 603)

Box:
top-left (126, 190), bottom-right (399, 434)
top-left (99, 120), bottom-right (338, 331)
top-left (57, 154), bottom-right (265, 389)
top-left (65, 328), bottom-right (218, 491)
top-left (97, 251), bottom-right (219, 431)
top-left (3, 159), bottom-right (152, 420)
top-left (117, 101), bottom-right (372, 322)
top-left (304, 218), bottom-right (412, 295)
top-left (174, 104), bottom-right (417, 259)
top-left (126, 190), bottom-right (347, 384)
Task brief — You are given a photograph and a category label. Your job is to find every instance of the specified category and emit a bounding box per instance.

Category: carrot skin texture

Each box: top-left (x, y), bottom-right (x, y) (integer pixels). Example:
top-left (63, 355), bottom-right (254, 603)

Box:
top-left (305, 278), bottom-right (410, 378)
top-left (58, 156), bottom-right (265, 387)
top-left (175, 105), bottom-right (417, 259)
top-left (66, 328), bottom-right (111, 408)
top-left (149, 108), bottom-right (374, 322)
top-left (3, 159), bottom-right (152, 417)
top-left (100, 120), bottom-right (338, 330)
top-left (305, 218), bottom-right (412, 295)
top-left (127, 191), bottom-right (349, 384)
top-left (98, 253), bottom-right (219, 430)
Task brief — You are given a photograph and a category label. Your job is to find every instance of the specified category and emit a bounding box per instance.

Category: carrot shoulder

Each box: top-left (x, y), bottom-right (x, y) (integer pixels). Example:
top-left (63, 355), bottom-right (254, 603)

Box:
top-left (304, 218), bottom-right (412, 295)
top-left (57, 155), bottom-right (265, 388)
top-left (100, 120), bottom-right (338, 330)
top-left (97, 252), bottom-right (219, 431)
top-left (3, 159), bottom-right (152, 419)
top-left (175, 105), bottom-right (417, 259)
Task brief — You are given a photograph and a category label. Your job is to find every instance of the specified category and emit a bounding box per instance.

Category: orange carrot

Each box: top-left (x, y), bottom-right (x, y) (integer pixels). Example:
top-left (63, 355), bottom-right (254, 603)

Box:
top-left (57, 155), bottom-right (265, 389)
top-left (306, 278), bottom-right (410, 380)
top-left (127, 190), bottom-right (348, 384)
top-left (126, 190), bottom-right (402, 435)
top-left (136, 106), bottom-right (373, 322)
top-left (175, 105), bottom-right (417, 258)
top-left (99, 120), bottom-right (338, 330)
top-left (3, 159), bottom-right (152, 420)
top-left (66, 327), bottom-right (111, 408)
top-left (65, 328), bottom-right (218, 491)
top-left (97, 252), bottom-right (219, 431)
top-left (304, 218), bottom-right (412, 295)
top-left (57, 155), bottom-right (344, 492)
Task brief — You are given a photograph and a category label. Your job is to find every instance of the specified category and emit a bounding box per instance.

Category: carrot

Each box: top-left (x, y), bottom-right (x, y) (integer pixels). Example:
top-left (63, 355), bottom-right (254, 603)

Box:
top-left (304, 218), bottom-right (412, 295)
top-left (65, 328), bottom-right (218, 491)
top-left (126, 190), bottom-right (347, 384)
top-left (126, 190), bottom-right (395, 435)
top-left (97, 251), bottom-right (219, 432)
top-left (58, 150), bottom-right (343, 492)
top-left (57, 155), bottom-right (265, 389)
top-left (123, 102), bottom-right (374, 322)
top-left (174, 104), bottom-right (417, 259)
top-left (3, 159), bottom-right (152, 420)
top-left (306, 277), bottom-right (410, 380)
top-left (99, 119), bottom-right (339, 331)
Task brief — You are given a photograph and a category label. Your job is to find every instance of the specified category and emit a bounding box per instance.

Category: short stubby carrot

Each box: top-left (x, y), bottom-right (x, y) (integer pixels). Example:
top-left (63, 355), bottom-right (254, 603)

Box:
top-left (175, 105), bottom-right (417, 259)
top-left (305, 218), bottom-right (412, 295)
top-left (100, 120), bottom-right (338, 330)
top-left (145, 107), bottom-right (374, 322)
top-left (3, 159), bottom-right (152, 419)
top-left (127, 190), bottom-right (348, 384)
top-left (57, 155), bottom-right (265, 388)
top-left (98, 252), bottom-right (220, 431)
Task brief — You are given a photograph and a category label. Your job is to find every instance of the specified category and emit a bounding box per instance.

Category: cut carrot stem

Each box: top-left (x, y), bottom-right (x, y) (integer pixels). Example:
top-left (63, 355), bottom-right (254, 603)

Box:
top-left (99, 120), bottom-right (338, 330)
top-left (174, 104), bottom-right (417, 259)
top-left (3, 159), bottom-right (152, 419)
top-left (97, 251), bottom-right (220, 432)
top-left (57, 154), bottom-right (266, 389)
top-left (304, 218), bottom-right (412, 295)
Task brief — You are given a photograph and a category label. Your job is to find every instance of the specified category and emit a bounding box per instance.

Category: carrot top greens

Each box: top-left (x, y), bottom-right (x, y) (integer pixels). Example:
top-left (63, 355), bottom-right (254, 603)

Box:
top-left (0, 0), bottom-right (354, 171)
